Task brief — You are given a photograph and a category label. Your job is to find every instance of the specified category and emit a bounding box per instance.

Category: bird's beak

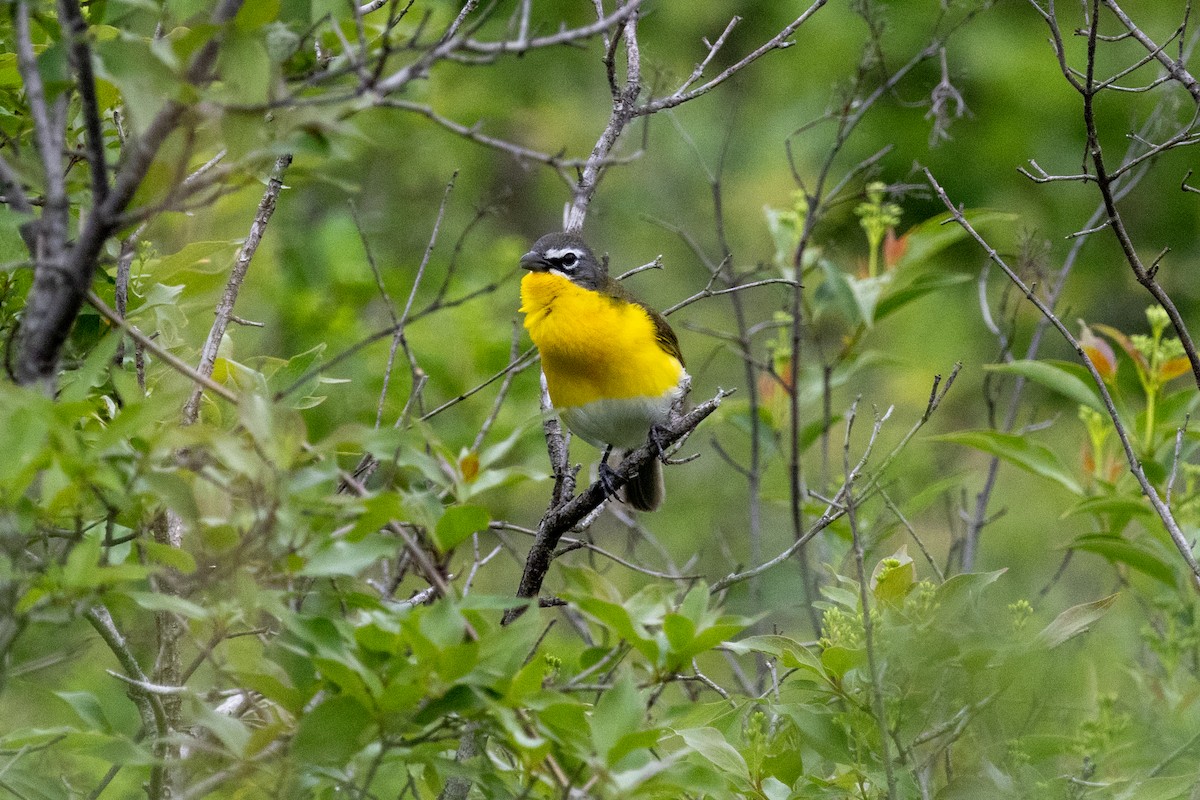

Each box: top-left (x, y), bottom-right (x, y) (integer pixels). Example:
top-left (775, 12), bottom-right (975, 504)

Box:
top-left (519, 251), bottom-right (548, 271)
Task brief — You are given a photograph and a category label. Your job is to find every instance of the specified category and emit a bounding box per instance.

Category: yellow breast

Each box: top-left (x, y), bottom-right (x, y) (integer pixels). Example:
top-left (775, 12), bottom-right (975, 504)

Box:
top-left (520, 272), bottom-right (684, 409)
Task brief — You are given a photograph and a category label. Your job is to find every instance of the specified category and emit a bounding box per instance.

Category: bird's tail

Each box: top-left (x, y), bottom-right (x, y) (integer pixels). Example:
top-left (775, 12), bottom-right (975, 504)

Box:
top-left (617, 450), bottom-right (664, 512)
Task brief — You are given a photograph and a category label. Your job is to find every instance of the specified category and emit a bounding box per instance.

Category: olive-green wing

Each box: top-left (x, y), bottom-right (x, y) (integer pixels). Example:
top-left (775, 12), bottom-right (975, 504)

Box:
top-left (644, 303), bottom-right (684, 366)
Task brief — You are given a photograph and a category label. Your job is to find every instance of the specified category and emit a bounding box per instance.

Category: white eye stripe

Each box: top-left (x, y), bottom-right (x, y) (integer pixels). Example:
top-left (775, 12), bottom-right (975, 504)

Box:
top-left (544, 247), bottom-right (585, 262)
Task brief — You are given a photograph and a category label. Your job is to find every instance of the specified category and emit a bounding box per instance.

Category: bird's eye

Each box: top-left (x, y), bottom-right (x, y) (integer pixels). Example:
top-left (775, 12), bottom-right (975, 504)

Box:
top-left (560, 252), bottom-right (578, 268)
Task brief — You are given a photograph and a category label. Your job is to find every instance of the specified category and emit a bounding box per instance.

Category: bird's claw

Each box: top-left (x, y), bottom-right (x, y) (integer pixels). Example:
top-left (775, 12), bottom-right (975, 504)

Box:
top-left (648, 424), bottom-right (672, 461)
top-left (597, 460), bottom-right (621, 499)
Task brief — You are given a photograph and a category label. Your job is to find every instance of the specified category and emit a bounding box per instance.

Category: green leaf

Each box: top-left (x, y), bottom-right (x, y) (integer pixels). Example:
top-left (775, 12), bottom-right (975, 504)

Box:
top-left (592, 674), bottom-right (645, 765)
top-left (983, 360), bottom-right (1105, 413)
top-left (148, 240), bottom-right (240, 279)
top-left (1069, 534), bottom-right (1175, 586)
top-left (1060, 494), bottom-right (1151, 520)
top-left (894, 209), bottom-right (1019, 269)
top-left (139, 540), bottom-right (197, 574)
top-left (300, 533), bottom-right (397, 577)
top-left (290, 694), bottom-right (372, 765)
top-left (932, 430), bottom-right (1082, 495)
top-left (814, 259), bottom-right (861, 325)
top-left (571, 595), bottom-right (659, 663)
top-left (56, 691), bottom-right (113, 733)
top-left (819, 644), bottom-right (861, 679)
top-left (875, 271), bottom-right (972, 321)
top-left (675, 727), bottom-right (750, 781)
top-left (58, 333), bottom-right (120, 403)
top-left (193, 701), bottom-right (252, 756)
top-left (94, 37), bottom-right (179, 134)
top-left (62, 533), bottom-right (102, 589)
top-left (934, 569), bottom-right (1007, 607)
top-left (1037, 593), bottom-right (1119, 649)
top-left (346, 492), bottom-right (405, 542)
top-left (127, 591), bottom-right (211, 619)
top-left (662, 613), bottom-right (696, 654)
top-left (725, 635), bottom-right (825, 677)
top-left (216, 31), bottom-right (272, 105)
top-left (432, 504), bottom-right (490, 552)
top-left (871, 546), bottom-right (915, 606)
top-left (845, 274), bottom-right (888, 327)
top-left (235, 0), bottom-right (280, 28)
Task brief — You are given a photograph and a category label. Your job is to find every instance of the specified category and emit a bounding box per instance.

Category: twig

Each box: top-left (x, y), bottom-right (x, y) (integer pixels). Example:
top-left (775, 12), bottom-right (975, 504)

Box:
top-left (712, 368), bottom-right (952, 595)
top-left (661, 277), bottom-right (794, 317)
top-left (925, 167), bottom-right (1200, 580)
top-left (1103, 0), bottom-right (1200, 100)
top-left (845, 401), bottom-right (899, 800)
top-left (504, 387), bottom-right (729, 624)
top-left (635, 2), bottom-right (828, 116)
top-left (183, 154), bottom-right (291, 423)
top-left (86, 291), bottom-right (240, 405)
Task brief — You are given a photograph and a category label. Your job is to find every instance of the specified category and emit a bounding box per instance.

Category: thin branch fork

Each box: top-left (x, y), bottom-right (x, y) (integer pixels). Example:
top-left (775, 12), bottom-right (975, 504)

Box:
top-left (503, 387), bottom-right (730, 624)
top-left (635, 0), bottom-right (828, 116)
top-left (711, 365), bottom-right (956, 596)
top-left (1102, 0), bottom-right (1200, 101)
top-left (924, 166), bottom-right (1200, 581)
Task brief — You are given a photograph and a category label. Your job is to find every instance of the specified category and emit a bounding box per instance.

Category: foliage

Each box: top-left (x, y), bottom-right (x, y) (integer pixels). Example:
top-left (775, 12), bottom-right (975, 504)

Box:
top-left (1, 1), bottom-right (1200, 799)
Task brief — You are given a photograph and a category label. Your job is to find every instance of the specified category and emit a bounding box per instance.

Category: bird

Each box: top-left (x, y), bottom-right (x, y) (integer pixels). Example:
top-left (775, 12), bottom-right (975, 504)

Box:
top-left (519, 231), bottom-right (688, 511)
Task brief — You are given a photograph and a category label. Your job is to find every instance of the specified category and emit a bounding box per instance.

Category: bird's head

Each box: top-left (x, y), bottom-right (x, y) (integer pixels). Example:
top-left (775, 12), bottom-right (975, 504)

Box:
top-left (519, 232), bottom-right (606, 290)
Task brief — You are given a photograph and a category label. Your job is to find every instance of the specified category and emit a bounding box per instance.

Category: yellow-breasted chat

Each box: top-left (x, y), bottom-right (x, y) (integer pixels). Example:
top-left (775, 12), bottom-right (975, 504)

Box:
top-left (519, 232), bottom-right (688, 511)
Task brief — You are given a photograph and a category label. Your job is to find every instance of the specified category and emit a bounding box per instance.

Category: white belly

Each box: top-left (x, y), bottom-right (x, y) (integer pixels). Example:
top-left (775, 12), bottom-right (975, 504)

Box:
top-left (560, 381), bottom-right (685, 449)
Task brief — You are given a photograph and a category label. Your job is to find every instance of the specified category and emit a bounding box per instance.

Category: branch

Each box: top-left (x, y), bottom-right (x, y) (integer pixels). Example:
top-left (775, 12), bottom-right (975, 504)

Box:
top-left (459, 1), bottom-right (642, 55)
top-left (925, 166), bottom-right (1200, 580)
top-left (83, 605), bottom-right (169, 798)
top-left (1103, 0), bottom-right (1200, 101)
top-left (1071, 5), bottom-right (1200, 394)
top-left (182, 154), bottom-right (291, 423)
top-left (503, 386), bottom-right (729, 624)
top-left (844, 401), bottom-right (899, 800)
top-left (14, 0), bottom-right (246, 386)
top-left (635, 1), bottom-right (827, 116)
top-left (57, 0), bottom-right (109, 206)
top-left (711, 366), bottom-right (956, 595)
top-left (86, 291), bottom-right (241, 405)
top-left (562, 1), bottom-right (643, 232)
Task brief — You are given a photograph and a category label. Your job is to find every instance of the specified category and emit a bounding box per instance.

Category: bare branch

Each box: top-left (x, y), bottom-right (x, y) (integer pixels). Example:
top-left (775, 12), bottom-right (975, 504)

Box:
top-left (635, 1), bottom-right (827, 116)
top-left (183, 154), bottom-right (291, 423)
top-left (1103, 0), bottom-right (1200, 100)
top-left (459, 1), bottom-right (642, 55)
top-left (661, 277), bottom-right (795, 317)
top-left (504, 386), bottom-right (729, 623)
top-left (925, 167), bottom-right (1200, 580)
top-left (57, 0), bottom-right (109, 206)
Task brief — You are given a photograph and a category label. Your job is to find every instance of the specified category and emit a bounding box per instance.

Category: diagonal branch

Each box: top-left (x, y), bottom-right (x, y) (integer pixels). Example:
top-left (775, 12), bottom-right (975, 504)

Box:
top-left (1103, 0), bottom-right (1200, 101)
top-left (925, 166), bottom-right (1200, 581)
top-left (183, 154), bottom-right (291, 423)
top-left (503, 386), bottom-right (729, 624)
top-left (635, 0), bottom-right (828, 116)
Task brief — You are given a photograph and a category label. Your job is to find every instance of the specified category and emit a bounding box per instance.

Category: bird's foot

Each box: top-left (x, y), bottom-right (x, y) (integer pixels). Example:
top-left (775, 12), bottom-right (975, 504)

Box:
top-left (648, 424), bottom-right (673, 461)
top-left (597, 460), bottom-right (622, 500)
